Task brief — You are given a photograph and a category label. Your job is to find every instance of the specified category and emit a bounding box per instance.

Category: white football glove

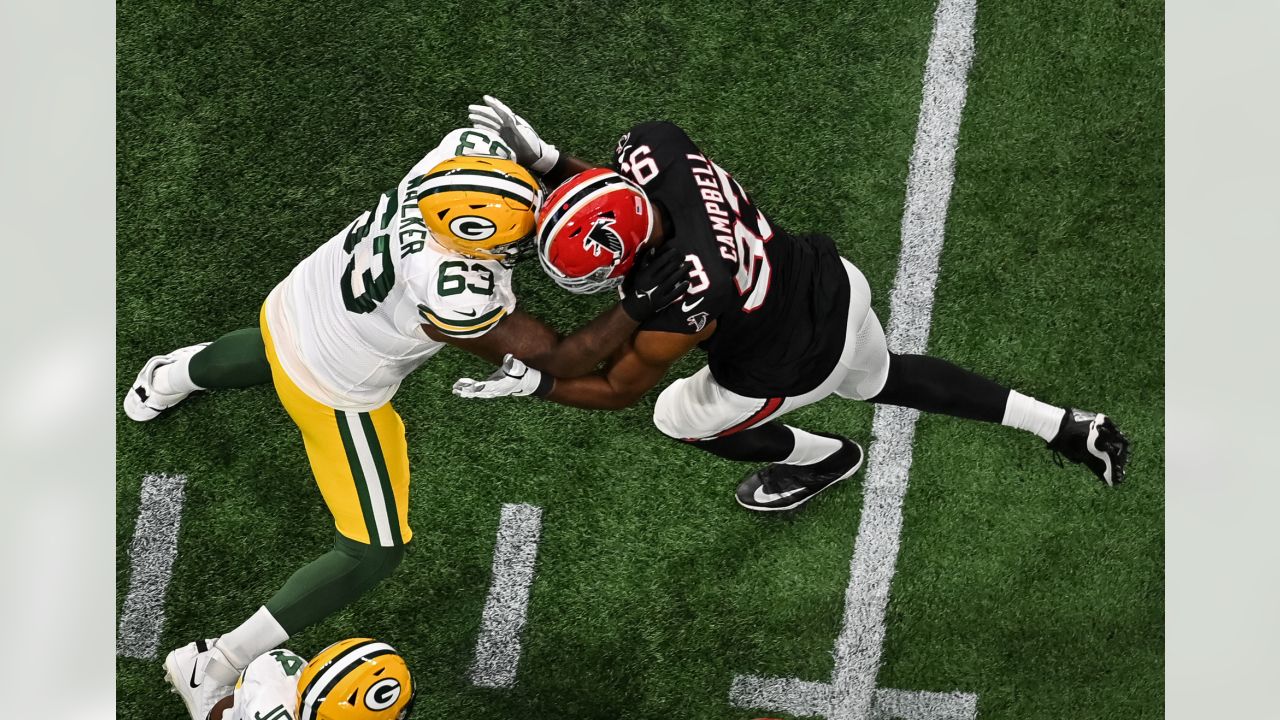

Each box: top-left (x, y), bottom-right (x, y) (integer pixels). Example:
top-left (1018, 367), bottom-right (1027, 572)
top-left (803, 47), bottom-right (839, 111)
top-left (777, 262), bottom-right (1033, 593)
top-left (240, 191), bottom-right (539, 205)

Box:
top-left (467, 95), bottom-right (561, 175)
top-left (452, 354), bottom-right (548, 399)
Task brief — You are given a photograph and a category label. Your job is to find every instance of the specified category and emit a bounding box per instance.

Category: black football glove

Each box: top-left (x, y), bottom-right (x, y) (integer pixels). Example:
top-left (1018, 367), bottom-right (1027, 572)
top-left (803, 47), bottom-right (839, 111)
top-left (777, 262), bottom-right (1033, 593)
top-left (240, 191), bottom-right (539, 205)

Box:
top-left (619, 248), bottom-right (693, 322)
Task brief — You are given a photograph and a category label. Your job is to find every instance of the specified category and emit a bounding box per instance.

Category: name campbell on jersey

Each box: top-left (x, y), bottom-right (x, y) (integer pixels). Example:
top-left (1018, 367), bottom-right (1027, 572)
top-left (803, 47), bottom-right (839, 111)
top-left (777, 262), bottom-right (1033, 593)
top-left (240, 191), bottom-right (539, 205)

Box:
top-left (611, 121), bottom-right (850, 397)
top-left (265, 127), bottom-right (522, 412)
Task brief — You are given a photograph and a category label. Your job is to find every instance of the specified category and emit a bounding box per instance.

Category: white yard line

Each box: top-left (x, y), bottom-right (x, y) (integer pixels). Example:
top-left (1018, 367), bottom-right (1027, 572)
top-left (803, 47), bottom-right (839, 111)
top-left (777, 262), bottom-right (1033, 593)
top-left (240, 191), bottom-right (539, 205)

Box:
top-left (827, 405), bottom-right (924, 718)
top-left (731, 675), bottom-right (836, 717)
top-left (470, 503), bottom-right (544, 688)
top-left (117, 473), bottom-right (188, 660)
top-left (872, 689), bottom-right (979, 720)
top-left (729, 0), bottom-right (979, 716)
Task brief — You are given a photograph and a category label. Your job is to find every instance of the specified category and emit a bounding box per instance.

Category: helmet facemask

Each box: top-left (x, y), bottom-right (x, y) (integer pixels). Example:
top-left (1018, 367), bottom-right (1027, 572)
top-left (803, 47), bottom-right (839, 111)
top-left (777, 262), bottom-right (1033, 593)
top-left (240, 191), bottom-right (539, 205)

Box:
top-left (429, 227), bottom-right (534, 268)
top-left (539, 255), bottom-right (627, 294)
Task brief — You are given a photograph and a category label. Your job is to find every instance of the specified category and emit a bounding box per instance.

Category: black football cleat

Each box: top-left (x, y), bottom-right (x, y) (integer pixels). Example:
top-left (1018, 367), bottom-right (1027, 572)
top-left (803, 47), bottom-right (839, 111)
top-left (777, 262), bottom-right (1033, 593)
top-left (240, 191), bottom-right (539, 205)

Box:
top-left (735, 435), bottom-right (864, 512)
top-left (1046, 408), bottom-right (1130, 486)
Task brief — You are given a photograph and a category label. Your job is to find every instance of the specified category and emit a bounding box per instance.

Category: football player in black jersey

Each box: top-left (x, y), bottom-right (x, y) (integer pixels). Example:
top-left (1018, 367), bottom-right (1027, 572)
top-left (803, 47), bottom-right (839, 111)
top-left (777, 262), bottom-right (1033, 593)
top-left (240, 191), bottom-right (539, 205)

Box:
top-left (455, 96), bottom-right (1130, 510)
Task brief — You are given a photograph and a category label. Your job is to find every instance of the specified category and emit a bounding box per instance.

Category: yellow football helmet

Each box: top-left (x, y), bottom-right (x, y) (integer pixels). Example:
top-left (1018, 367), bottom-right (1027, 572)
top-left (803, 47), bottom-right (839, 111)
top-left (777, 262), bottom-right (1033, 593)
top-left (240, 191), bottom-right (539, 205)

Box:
top-left (418, 155), bottom-right (541, 262)
top-left (296, 638), bottom-right (414, 720)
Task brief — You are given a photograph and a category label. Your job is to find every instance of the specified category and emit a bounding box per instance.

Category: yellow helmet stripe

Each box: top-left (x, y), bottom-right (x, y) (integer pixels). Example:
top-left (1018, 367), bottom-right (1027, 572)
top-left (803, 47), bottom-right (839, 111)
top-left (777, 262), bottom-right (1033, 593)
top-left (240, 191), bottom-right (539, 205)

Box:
top-left (298, 640), bottom-right (395, 720)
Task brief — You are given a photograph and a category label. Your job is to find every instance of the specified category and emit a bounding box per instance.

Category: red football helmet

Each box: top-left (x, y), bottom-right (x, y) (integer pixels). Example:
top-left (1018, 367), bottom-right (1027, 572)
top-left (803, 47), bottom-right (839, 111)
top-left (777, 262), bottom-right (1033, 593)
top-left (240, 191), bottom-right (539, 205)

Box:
top-left (536, 168), bottom-right (654, 294)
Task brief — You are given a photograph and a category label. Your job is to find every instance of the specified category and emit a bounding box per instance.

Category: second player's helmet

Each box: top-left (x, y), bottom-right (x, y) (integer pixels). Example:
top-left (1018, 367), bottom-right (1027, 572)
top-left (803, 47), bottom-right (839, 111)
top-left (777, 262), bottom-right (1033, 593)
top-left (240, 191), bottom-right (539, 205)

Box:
top-left (296, 638), bottom-right (415, 720)
top-left (418, 156), bottom-right (541, 264)
top-left (536, 168), bottom-right (654, 294)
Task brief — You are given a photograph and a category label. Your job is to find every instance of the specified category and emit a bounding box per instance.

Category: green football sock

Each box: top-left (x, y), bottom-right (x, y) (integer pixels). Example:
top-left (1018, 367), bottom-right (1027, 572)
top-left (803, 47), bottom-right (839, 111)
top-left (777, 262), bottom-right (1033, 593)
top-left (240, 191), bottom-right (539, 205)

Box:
top-left (188, 327), bottom-right (272, 389)
top-left (264, 533), bottom-right (406, 635)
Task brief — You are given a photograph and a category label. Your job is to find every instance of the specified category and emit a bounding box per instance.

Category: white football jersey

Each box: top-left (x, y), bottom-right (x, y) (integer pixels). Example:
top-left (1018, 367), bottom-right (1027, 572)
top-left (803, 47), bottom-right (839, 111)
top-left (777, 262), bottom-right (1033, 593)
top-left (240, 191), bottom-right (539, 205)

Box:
top-left (265, 127), bottom-right (520, 411)
top-left (223, 648), bottom-right (306, 720)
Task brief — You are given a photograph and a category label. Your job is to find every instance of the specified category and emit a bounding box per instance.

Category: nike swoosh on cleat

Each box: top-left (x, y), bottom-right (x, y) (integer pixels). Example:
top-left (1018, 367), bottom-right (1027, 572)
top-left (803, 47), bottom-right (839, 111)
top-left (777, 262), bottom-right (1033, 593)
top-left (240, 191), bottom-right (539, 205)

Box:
top-left (1085, 415), bottom-right (1113, 485)
top-left (188, 661), bottom-right (201, 689)
top-left (753, 485), bottom-right (807, 504)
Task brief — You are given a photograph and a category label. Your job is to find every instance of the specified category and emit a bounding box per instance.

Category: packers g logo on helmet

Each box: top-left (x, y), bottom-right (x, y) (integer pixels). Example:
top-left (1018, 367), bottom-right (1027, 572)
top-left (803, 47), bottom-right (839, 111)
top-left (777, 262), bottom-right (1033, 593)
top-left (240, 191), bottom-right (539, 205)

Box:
top-left (296, 638), bottom-right (415, 720)
top-left (418, 156), bottom-right (540, 262)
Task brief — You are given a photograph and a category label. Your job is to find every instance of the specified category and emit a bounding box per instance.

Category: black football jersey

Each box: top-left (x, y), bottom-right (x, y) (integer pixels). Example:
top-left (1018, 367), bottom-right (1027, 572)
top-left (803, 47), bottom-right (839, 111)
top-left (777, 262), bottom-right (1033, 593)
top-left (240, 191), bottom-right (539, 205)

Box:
top-left (612, 121), bottom-right (850, 398)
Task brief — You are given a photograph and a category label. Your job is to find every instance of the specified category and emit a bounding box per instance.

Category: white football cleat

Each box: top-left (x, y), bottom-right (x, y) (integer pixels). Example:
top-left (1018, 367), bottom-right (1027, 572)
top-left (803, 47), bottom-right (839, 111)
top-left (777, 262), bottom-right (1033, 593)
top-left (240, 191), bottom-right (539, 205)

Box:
top-left (162, 638), bottom-right (235, 720)
top-left (123, 342), bottom-right (209, 421)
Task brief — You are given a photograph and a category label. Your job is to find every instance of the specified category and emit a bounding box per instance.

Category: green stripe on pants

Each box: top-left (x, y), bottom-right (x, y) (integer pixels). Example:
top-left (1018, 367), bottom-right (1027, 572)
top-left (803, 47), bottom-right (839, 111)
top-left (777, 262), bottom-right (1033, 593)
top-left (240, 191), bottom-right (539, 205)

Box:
top-left (357, 412), bottom-right (404, 546)
top-left (334, 409), bottom-right (380, 545)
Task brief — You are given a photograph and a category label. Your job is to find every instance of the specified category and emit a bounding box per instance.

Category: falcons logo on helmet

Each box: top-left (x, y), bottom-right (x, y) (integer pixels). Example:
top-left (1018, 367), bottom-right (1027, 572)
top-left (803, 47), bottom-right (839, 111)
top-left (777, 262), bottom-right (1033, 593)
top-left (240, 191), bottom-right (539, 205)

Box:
top-left (583, 215), bottom-right (624, 260)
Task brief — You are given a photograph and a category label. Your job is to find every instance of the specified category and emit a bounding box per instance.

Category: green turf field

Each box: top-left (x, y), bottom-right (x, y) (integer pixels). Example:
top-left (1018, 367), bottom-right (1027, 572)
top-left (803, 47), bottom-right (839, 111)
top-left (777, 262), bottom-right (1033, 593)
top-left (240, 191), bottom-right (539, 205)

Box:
top-left (116, 1), bottom-right (1164, 718)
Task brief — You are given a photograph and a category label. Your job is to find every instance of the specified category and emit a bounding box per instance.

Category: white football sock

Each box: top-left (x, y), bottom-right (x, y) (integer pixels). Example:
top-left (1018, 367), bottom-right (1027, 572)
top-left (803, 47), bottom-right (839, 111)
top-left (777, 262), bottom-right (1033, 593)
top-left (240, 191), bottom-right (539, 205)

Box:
top-left (782, 426), bottom-right (844, 465)
top-left (202, 646), bottom-right (241, 687)
top-left (153, 351), bottom-right (202, 395)
top-left (206, 606), bottom-right (289, 684)
top-left (1001, 390), bottom-right (1066, 442)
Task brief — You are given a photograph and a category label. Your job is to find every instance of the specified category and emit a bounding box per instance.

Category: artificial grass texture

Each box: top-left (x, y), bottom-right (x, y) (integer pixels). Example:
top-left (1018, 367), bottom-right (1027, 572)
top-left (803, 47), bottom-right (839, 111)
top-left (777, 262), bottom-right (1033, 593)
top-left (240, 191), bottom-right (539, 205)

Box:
top-left (117, 1), bottom-right (1163, 718)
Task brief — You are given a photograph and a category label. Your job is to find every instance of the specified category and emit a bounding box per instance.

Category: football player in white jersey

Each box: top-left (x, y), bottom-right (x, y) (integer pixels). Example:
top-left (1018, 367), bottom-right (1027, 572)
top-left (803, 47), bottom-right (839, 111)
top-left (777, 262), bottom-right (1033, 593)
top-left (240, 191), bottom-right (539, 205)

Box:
top-left (122, 125), bottom-right (690, 720)
top-left (205, 638), bottom-right (414, 720)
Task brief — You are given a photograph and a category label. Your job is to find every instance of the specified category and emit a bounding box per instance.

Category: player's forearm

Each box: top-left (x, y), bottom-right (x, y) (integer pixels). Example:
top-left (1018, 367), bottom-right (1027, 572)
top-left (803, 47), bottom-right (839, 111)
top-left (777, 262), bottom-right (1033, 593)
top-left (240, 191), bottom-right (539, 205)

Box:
top-left (541, 153), bottom-right (597, 186)
top-left (544, 373), bottom-right (645, 410)
top-left (522, 304), bottom-right (639, 378)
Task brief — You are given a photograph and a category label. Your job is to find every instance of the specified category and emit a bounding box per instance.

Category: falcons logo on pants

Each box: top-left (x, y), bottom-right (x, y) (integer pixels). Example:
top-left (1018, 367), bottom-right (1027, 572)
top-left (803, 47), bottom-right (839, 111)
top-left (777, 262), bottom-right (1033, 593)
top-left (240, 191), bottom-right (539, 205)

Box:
top-left (583, 215), bottom-right (624, 259)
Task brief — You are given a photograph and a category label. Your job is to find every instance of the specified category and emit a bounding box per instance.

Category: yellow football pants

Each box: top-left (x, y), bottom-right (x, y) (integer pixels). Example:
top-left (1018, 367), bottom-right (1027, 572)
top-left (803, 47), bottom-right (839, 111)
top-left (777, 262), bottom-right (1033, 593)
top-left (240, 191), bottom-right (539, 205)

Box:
top-left (260, 305), bottom-right (413, 546)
